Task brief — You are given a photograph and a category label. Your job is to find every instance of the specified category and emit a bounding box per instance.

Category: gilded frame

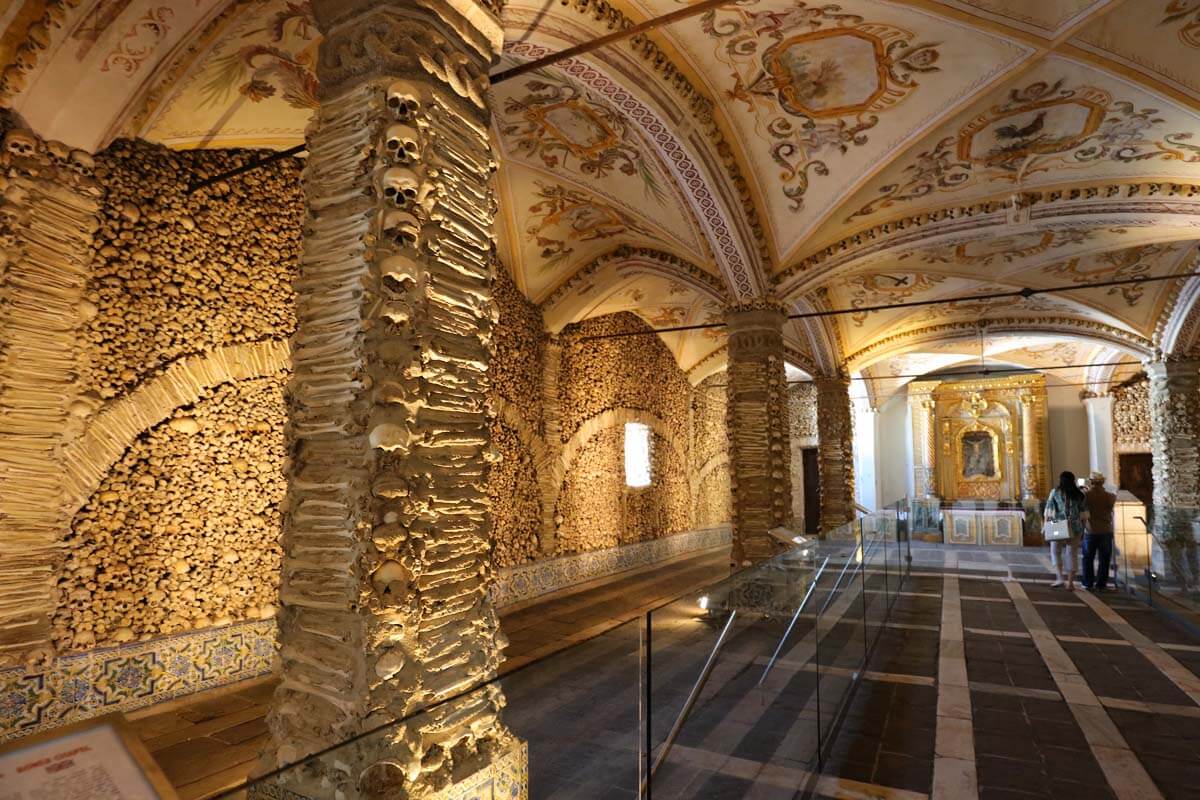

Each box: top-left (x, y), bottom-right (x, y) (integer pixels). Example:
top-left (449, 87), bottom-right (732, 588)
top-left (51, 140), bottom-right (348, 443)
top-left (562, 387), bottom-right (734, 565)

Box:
top-left (956, 421), bottom-right (1003, 484)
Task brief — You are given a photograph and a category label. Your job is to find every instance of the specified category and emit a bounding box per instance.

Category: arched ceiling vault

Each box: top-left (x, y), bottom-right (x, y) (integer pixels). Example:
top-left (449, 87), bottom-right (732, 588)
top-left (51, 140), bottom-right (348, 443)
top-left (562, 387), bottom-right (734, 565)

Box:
top-left (6, 0), bottom-right (1200, 378)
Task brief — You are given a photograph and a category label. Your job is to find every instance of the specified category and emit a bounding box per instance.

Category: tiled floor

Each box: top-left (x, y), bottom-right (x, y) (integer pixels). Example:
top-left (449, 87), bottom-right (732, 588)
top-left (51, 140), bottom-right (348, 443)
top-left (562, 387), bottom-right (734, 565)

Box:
top-left (128, 543), bottom-right (1200, 799)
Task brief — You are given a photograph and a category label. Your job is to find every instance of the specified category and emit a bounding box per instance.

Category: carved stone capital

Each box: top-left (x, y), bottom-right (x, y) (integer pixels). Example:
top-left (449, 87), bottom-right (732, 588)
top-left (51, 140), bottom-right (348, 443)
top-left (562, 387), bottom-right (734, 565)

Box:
top-left (312, 0), bottom-right (502, 99)
top-left (1146, 360), bottom-right (1200, 393)
top-left (726, 305), bottom-right (786, 362)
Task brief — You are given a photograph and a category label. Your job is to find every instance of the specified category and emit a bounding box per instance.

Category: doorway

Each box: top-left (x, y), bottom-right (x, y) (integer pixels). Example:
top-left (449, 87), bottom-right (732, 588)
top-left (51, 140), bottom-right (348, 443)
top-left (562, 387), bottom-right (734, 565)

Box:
top-left (1118, 453), bottom-right (1153, 507)
top-left (802, 447), bottom-right (820, 536)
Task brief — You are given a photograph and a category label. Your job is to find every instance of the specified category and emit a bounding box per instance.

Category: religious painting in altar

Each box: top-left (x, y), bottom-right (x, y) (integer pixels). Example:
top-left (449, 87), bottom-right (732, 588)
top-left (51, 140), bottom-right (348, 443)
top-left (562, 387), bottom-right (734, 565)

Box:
top-left (944, 393), bottom-right (1010, 501)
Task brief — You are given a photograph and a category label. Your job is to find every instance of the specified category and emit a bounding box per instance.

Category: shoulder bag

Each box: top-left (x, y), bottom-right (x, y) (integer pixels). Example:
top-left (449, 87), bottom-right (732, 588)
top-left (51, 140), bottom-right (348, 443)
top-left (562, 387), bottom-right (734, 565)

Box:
top-left (1042, 492), bottom-right (1071, 541)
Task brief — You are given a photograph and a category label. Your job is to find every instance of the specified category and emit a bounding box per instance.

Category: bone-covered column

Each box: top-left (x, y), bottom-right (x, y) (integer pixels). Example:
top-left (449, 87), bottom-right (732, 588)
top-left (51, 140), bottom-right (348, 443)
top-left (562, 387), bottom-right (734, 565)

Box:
top-left (1146, 360), bottom-right (1200, 592)
top-left (725, 304), bottom-right (792, 566)
top-left (0, 129), bottom-right (99, 666)
top-left (265, 0), bottom-right (512, 795)
top-left (815, 374), bottom-right (856, 533)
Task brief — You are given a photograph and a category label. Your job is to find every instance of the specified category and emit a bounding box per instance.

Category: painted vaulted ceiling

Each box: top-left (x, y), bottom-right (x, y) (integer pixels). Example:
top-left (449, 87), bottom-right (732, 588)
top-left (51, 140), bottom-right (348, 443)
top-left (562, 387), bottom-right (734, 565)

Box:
top-left (5, 0), bottom-right (1200, 385)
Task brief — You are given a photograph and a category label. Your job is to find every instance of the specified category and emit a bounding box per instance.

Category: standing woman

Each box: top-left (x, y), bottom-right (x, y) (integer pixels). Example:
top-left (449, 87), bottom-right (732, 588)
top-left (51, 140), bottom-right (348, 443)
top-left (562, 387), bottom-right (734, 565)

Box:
top-left (1046, 471), bottom-right (1090, 590)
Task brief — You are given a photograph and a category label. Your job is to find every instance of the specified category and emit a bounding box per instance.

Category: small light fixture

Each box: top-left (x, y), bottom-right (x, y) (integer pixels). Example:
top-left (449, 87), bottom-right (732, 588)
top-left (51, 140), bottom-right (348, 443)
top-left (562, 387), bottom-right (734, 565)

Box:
top-left (698, 595), bottom-right (709, 611)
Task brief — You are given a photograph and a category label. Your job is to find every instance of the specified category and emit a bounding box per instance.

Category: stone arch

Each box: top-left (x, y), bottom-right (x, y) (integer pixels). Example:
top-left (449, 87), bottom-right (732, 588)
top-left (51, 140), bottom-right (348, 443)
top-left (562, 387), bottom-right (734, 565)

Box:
top-left (541, 246), bottom-right (729, 334)
top-left (61, 340), bottom-right (291, 518)
top-left (844, 320), bottom-right (1152, 373)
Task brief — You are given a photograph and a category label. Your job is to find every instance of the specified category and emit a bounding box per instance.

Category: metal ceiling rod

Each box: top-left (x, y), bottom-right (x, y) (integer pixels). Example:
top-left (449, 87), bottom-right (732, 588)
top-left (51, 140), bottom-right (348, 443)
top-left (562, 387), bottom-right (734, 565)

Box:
top-left (490, 0), bottom-right (734, 84)
top-left (580, 270), bottom-right (1200, 342)
top-left (186, 143), bottom-right (306, 195)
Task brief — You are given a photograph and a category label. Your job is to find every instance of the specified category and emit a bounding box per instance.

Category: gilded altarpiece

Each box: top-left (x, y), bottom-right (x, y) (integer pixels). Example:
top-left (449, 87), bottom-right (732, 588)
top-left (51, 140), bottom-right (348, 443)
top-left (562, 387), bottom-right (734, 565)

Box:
top-left (908, 376), bottom-right (1049, 546)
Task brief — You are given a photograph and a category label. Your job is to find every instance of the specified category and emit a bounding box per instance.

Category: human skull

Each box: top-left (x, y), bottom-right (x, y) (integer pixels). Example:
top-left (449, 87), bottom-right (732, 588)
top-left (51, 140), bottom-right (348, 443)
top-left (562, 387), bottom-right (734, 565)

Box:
top-left (378, 166), bottom-right (424, 209)
top-left (385, 123), bottom-right (420, 164)
top-left (4, 129), bottom-right (38, 159)
top-left (69, 150), bottom-right (95, 176)
top-left (45, 140), bottom-right (70, 165)
top-left (382, 209), bottom-right (421, 247)
top-left (387, 80), bottom-right (428, 122)
top-left (379, 253), bottom-right (420, 285)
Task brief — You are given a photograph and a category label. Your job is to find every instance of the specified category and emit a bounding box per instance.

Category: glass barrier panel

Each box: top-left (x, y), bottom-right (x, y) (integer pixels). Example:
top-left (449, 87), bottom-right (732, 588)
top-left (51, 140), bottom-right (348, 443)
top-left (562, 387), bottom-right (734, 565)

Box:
top-left (215, 618), bottom-right (644, 800)
top-left (647, 546), bottom-right (824, 794)
top-left (1145, 505), bottom-right (1200, 609)
top-left (813, 525), bottom-right (868, 766)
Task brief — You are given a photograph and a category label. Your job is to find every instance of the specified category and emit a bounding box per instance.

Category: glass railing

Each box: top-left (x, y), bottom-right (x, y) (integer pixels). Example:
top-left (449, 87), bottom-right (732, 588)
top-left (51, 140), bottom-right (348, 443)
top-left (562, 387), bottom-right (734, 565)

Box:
top-left (211, 513), bottom-right (910, 799)
top-left (1111, 502), bottom-right (1200, 611)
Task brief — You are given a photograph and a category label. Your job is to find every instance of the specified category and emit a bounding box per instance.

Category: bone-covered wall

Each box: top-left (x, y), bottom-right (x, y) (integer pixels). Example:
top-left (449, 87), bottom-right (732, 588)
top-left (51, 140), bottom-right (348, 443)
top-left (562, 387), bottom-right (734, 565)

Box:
top-left (53, 140), bottom-right (301, 655)
top-left (83, 140), bottom-right (301, 398)
top-left (1113, 379), bottom-right (1151, 453)
top-left (554, 313), bottom-right (699, 554)
top-left (42, 140), bottom-right (728, 659)
top-left (487, 269), bottom-right (547, 566)
top-left (693, 374), bottom-right (731, 529)
top-left (55, 378), bottom-right (286, 650)
top-left (789, 383), bottom-right (818, 529)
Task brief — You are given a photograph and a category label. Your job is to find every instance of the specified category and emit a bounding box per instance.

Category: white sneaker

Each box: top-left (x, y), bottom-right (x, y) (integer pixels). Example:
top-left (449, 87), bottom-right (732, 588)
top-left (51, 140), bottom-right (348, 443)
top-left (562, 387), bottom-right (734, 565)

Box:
top-left (1050, 580), bottom-right (1065, 588)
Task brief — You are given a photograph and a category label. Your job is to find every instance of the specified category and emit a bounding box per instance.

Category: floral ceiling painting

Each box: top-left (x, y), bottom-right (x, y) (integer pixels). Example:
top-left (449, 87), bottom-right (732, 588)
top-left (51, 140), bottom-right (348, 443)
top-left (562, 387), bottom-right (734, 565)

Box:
top-left (495, 70), bottom-right (669, 204)
top-left (836, 59), bottom-right (1200, 231)
top-left (1036, 242), bottom-right (1199, 333)
top-left (6, 0), bottom-right (1200, 378)
top-left (498, 165), bottom-right (696, 302)
top-left (650, 0), bottom-right (1028, 260)
top-left (139, 0), bottom-right (317, 147)
top-left (703, 3), bottom-right (941, 211)
top-left (524, 181), bottom-right (661, 271)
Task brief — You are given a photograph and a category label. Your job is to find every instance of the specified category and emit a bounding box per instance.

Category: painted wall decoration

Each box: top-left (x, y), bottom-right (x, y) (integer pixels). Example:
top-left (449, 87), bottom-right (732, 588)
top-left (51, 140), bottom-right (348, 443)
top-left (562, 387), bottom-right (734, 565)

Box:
top-left (702, 1), bottom-right (940, 210)
top-left (71, 2), bottom-right (139, 63)
top-left (100, 6), bottom-right (175, 76)
top-left (1042, 243), bottom-right (1178, 306)
top-left (499, 70), bottom-right (667, 203)
top-left (898, 229), bottom-right (1096, 267)
top-left (843, 272), bottom-right (945, 325)
top-left (909, 292), bottom-right (1067, 324)
top-left (1164, 1), bottom-right (1200, 48)
top-left (195, 1), bottom-right (317, 110)
top-left (849, 77), bottom-right (1200, 220)
top-left (525, 182), bottom-right (659, 270)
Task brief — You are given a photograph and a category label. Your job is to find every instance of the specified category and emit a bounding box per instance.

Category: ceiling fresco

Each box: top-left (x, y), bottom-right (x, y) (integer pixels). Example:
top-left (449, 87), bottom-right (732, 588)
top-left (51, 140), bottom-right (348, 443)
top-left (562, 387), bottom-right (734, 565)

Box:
top-left (5, 0), bottom-right (1200, 380)
top-left (626, 0), bottom-right (1030, 260)
top-left (934, 1), bottom-right (1100, 35)
top-left (855, 334), bottom-right (1114, 404)
top-left (1071, 2), bottom-right (1200, 99)
top-left (823, 57), bottom-right (1200, 241)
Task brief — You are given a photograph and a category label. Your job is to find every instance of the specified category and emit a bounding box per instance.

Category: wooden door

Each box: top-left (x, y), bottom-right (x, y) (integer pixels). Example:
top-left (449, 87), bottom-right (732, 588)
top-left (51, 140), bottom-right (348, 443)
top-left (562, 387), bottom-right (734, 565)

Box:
top-left (802, 447), bottom-right (820, 536)
top-left (1118, 453), bottom-right (1153, 507)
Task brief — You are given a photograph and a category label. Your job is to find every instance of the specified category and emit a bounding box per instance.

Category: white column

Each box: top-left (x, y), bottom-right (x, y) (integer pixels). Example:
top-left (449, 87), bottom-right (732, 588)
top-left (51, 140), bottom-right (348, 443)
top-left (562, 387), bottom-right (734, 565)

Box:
top-left (852, 398), bottom-right (879, 511)
top-left (1083, 394), bottom-right (1116, 490)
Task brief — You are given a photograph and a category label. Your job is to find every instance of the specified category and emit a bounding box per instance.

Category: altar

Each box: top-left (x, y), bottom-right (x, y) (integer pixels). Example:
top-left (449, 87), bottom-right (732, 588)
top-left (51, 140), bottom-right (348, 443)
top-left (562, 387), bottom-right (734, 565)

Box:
top-left (908, 375), bottom-right (1050, 547)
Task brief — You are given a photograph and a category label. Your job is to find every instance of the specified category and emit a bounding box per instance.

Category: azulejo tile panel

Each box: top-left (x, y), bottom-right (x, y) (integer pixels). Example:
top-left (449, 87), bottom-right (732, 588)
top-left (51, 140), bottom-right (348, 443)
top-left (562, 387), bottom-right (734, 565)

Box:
top-left (488, 525), bottom-right (731, 609)
top-left (0, 619), bottom-right (277, 742)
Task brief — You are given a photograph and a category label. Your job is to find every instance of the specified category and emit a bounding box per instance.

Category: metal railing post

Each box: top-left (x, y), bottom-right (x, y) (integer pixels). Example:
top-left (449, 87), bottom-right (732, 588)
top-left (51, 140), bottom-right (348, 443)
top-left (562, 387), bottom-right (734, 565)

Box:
top-left (860, 519), bottom-right (870, 660)
top-left (640, 610), bottom-right (651, 800)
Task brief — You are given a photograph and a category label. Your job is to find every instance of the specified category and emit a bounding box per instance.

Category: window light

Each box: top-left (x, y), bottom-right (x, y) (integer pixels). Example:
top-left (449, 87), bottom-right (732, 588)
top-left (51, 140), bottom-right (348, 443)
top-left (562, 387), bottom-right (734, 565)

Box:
top-left (624, 422), bottom-right (652, 488)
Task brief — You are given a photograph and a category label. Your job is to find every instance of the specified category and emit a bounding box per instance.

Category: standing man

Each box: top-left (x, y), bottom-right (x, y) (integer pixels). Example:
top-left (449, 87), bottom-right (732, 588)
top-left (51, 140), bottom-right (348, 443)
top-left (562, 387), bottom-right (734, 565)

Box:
top-left (1082, 471), bottom-right (1117, 591)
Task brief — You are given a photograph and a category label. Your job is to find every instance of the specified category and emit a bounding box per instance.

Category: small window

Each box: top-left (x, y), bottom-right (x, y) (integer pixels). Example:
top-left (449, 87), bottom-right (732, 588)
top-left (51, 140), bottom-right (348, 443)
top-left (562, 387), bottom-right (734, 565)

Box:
top-left (624, 422), bottom-right (652, 488)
